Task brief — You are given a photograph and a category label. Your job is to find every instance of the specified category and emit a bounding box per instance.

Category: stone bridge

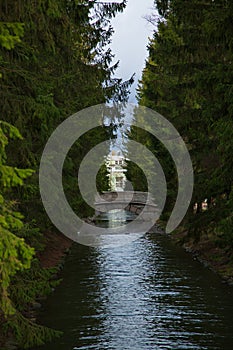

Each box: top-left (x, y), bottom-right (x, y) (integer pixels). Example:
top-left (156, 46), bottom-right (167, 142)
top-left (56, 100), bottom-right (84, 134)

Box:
top-left (94, 191), bottom-right (158, 220)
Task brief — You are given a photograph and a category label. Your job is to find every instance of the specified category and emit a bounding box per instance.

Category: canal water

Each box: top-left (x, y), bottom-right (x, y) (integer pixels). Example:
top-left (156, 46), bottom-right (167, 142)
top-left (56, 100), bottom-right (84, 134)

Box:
top-left (33, 211), bottom-right (233, 350)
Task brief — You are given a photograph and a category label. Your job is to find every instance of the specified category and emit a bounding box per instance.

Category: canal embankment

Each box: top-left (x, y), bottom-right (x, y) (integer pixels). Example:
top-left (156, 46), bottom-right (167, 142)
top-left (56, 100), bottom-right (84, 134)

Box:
top-left (167, 226), bottom-right (233, 287)
top-left (37, 231), bottom-right (73, 269)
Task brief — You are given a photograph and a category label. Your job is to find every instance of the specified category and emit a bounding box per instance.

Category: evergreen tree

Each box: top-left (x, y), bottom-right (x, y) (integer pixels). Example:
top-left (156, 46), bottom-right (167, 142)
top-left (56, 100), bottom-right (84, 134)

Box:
top-left (136, 0), bottom-right (233, 243)
top-left (0, 1), bottom-right (133, 347)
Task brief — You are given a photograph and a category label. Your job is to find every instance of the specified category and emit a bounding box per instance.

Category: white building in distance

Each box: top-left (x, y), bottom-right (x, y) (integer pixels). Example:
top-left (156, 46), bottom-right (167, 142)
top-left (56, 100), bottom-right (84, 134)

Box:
top-left (106, 150), bottom-right (127, 191)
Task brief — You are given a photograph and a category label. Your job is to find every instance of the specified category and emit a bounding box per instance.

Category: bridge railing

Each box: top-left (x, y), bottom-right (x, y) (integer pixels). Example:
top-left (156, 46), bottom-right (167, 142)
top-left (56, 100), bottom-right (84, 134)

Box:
top-left (94, 191), bottom-right (155, 205)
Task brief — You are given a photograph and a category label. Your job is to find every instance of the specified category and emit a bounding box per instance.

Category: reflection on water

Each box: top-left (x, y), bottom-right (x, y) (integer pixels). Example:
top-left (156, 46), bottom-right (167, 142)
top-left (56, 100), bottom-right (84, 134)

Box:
top-left (32, 211), bottom-right (233, 350)
top-left (81, 209), bottom-right (143, 248)
top-left (99, 209), bottom-right (136, 226)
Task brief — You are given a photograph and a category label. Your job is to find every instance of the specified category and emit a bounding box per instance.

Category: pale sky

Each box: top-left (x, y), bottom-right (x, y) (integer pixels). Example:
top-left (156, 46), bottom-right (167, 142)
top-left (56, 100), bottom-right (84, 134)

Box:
top-left (110, 0), bottom-right (155, 102)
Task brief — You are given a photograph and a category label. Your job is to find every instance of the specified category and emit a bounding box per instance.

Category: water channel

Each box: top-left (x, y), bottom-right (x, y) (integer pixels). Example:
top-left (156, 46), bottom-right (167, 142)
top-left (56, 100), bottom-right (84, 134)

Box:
top-left (33, 211), bottom-right (233, 350)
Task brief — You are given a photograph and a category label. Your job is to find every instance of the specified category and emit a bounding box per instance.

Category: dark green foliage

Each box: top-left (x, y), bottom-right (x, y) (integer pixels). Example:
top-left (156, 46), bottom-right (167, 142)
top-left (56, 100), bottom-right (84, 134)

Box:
top-left (5, 312), bottom-right (62, 349)
top-left (135, 0), bottom-right (233, 245)
top-left (9, 260), bottom-right (60, 312)
top-left (126, 159), bottom-right (148, 192)
top-left (126, 124), bottom-right (177, 216)
top-left (97, 163), bottom-right (110, 193)
top-left (0, 0), bottom-right (132, 347)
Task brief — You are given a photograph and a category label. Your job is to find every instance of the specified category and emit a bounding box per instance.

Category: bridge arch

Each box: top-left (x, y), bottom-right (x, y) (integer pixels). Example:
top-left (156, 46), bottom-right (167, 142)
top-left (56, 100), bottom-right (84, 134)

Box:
top-left (94, 191), bottom-right (158, 220)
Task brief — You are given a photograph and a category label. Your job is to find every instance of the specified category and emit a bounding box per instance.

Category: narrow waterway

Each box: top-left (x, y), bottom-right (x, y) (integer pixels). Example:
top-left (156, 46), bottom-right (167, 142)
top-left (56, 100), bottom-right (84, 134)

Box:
top-left (33, 211), bottom-right (233, 350)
